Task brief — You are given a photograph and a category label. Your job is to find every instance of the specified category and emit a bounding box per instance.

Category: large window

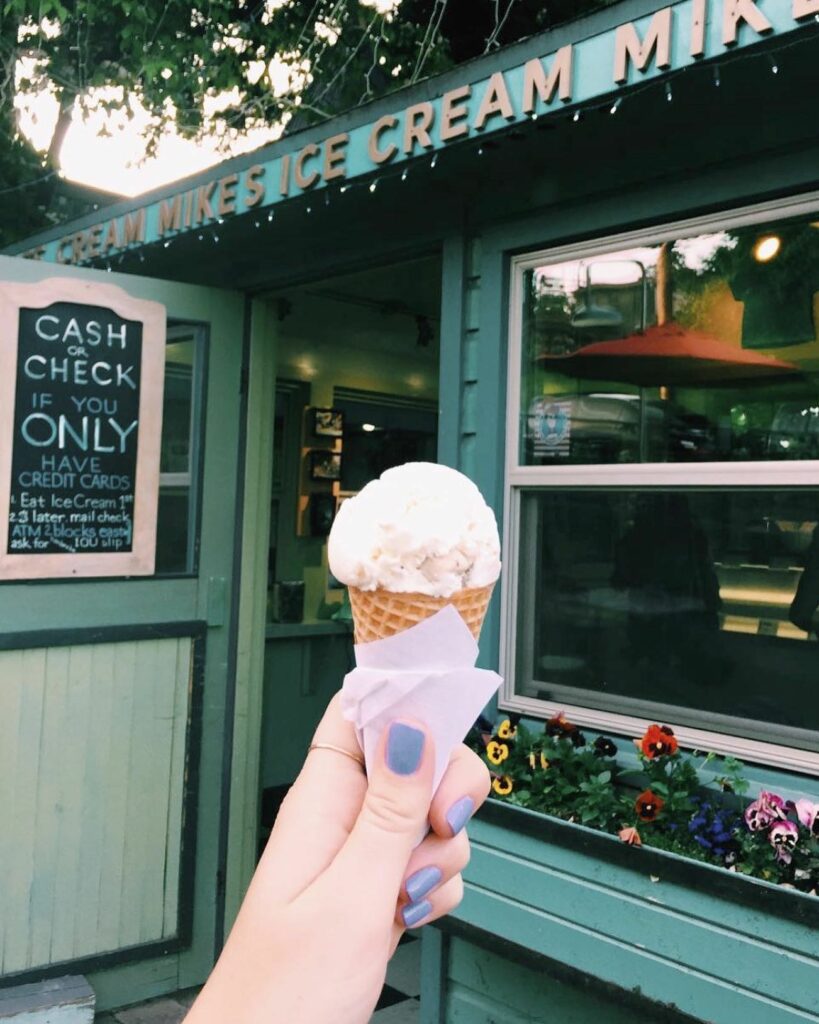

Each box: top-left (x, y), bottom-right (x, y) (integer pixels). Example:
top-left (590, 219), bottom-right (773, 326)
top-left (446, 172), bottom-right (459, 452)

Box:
top-left (505, 203), bottom-right (819, 770)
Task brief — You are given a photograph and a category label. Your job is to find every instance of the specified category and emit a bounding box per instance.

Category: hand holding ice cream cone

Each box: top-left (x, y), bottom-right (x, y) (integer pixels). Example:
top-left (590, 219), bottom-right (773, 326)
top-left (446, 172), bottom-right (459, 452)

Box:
top-left (328, 462), bottom-right (503, 802)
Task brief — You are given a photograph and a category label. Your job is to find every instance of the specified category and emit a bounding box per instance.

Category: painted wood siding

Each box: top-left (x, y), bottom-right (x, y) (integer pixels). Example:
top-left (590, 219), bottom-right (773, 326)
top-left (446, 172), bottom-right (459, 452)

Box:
top-left (0, 637), bottom-right (192, 975)
top-left (444, 938), bottom-right (678, 1024)
top-left (446, 813), bottom-right (819, 1024)
top-left (459, 237), bottom-right (482, 482)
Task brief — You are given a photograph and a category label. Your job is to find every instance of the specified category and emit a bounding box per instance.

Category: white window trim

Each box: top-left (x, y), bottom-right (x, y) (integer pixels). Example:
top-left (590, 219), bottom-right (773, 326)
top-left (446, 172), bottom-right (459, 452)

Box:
top-left (501, 189), bottom-right (819, 776)
top-left (159, 472), bottom-right (191, 489)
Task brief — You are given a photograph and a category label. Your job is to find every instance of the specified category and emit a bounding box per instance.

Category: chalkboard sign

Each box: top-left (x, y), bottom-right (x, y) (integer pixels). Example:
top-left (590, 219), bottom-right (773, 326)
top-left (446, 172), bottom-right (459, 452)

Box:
top-left (0, 278), bottom-right (166, 579)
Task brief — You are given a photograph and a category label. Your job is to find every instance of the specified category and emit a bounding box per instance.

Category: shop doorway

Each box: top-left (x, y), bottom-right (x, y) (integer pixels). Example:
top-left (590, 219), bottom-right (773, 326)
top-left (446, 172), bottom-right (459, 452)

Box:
top-left (258, 253), bottom-right (442, 846)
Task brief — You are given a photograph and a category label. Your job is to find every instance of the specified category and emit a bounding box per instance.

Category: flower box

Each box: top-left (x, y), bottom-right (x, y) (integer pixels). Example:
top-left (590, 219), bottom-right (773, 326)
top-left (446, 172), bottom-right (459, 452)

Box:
top-left (472, 716), bottom-right (818, 902)
top-left (476, 797), bottom-right (819, 929)
top-left (445, 794), bottom-right (819, 1024)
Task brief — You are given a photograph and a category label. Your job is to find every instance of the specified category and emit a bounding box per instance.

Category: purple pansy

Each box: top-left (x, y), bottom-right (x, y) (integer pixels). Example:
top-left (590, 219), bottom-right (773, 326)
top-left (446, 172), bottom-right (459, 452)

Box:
top-left (795, 799), bottom-right (819, 836)
top-left (769, 820), bottom-right (799, 864)
top-left (744, 791), bottom-right (788, 832)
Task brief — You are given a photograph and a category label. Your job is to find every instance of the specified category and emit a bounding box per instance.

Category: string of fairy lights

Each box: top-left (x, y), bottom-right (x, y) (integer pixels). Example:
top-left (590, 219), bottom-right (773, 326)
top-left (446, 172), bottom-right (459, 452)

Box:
top-left (16, 15), bottom-right (819, 269)
top-left (80, 18), bottom-right (819, 272)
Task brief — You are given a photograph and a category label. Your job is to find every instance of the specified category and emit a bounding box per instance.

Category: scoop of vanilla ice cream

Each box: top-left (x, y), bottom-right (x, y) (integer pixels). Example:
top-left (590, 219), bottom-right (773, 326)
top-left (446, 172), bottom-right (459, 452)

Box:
top-left (328, 462), bottom-right (501, 597)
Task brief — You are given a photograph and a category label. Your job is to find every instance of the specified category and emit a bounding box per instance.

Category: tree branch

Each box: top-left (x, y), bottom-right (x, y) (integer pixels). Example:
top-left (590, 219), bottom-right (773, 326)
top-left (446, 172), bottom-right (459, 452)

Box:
top-left (45, 92), bottom-right (74, 170)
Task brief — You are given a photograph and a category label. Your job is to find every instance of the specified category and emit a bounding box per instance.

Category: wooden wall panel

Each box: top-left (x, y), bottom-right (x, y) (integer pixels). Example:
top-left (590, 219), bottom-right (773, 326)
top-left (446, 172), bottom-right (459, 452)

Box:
top-left (445, 816), bottom-right (819, 1024)
top-left (0, 637), bottom-right (192, 976)
top-left (446, 936), bottom-right (687, 1024)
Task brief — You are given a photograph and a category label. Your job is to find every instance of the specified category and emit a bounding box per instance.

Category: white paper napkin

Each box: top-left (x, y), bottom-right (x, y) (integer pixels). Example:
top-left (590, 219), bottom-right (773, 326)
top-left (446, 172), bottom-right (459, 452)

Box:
top-left (340, 604), bottom-right (502, 793)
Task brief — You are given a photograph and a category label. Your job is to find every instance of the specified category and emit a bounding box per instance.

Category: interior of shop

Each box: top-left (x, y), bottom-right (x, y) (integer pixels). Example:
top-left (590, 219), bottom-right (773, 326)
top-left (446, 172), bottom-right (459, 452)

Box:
top-left (258, 253), bottom-right (441, 846)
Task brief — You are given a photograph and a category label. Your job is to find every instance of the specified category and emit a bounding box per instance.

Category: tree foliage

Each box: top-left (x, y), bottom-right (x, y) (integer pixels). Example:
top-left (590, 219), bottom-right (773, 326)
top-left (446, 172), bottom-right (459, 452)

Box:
top-left (0, 0), bottom-right (616, 246)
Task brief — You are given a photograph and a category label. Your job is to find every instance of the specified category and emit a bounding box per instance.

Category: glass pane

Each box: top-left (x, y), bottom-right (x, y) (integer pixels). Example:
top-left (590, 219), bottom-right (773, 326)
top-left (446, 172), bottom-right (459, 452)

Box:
top-left (520, 215), bottom-right (819, 464)
top-left (161, 340), bottom-right (195, 474)
top-left (335, 397), bottom-right (437, 492)
top-left (515, 489), bottom-right (819, 739)
top-left (155, 488), bottom-right (191, 574)
top-left (155, 337), bottom-right (197, 575)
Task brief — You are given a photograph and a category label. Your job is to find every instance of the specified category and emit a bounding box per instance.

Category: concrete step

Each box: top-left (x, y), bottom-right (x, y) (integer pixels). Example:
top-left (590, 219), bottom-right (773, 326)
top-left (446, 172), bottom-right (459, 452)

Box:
top-left (0, 975), bottom-right (94, 1023)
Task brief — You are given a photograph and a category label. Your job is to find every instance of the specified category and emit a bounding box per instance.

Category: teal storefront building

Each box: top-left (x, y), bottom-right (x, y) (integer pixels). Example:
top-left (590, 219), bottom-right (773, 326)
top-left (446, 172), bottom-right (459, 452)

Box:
top-left (3, 1), bottom-right (819, 1019)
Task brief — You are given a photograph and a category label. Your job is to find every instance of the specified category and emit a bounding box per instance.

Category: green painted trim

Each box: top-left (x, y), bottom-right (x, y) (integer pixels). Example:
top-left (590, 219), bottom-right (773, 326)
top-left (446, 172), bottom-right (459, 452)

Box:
top-left (437, 920), bottom-right (701, 1024)
top-left (212, 296), bottom-right (253, 953)
top-left (223, 299), bottom-right (277, 933)
top-left (265, 621), bottom-right (349, 639)
top-left (478, 799), bottom-right (819, 929)
top-left (470, 236), bottom-right (507, 678)
top-left (0, 620), bottom-right (206, 650)
top-left (0, 940), bottom-right (182, 994)
top-left (420, 929), bottom-right (448, 1024)
top-left (437, 235), bottom-right (467, 471)
top-left (479, 150), bottom-right (819, 261)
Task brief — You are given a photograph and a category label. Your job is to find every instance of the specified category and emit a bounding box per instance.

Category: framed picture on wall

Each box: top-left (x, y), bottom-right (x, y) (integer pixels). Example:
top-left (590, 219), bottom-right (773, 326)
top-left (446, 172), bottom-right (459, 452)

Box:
top-left (309, 450), bottom-right (342, 481)
top-left (312, 407), bottom-right (344, 438)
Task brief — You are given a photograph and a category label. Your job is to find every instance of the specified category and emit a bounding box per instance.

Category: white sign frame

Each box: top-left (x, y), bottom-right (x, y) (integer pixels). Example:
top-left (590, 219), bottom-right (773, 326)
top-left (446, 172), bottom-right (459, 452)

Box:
top-left (0, 277), bottom-right (166, 579)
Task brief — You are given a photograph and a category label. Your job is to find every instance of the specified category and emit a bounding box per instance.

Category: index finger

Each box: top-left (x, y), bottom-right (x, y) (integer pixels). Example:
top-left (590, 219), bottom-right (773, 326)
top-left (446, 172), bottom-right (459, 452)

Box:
top-left (428, 744), bottom-right (490, 838)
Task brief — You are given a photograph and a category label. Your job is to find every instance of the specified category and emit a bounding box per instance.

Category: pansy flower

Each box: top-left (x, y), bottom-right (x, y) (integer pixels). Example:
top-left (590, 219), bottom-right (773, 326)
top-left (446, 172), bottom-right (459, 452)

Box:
top-left (687, 800), bottom-right (740, 861)
top-left (769, 820), bottom-right (799, 864)
top-left (640, 724), bottom-right (678, 759)
top-left (492, 774), bottom-right (514, 796)
top-left (593, 736), bottom-right (617, 758)
top-left (744, 790), bottom-right (788, 832)
top-left (795, 799), bottom-right (819, 836)
top-left (486, 740), bottom-right (510, 765)
top-left (497, 719), bottom-right (518, 741)
top-left (528, 750), bottom-right (550, 771)
top-left (618, 826), bottom-right (642, 846)
top-left (545, 711), bottom-right (575, 737)
top-left (545, 711), bottom-right (587, 747)
top-left (635, 789), bottom-right (664, 822)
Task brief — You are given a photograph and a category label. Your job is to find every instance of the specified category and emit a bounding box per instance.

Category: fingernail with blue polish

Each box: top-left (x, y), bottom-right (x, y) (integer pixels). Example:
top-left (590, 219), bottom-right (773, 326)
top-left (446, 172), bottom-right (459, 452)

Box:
top-left (386, 722), bottom-right (425, 776)
top-left (402, 899), bottom-right (432, 928)
top-left (446, 795), bottom-right (475, 836)
top-left (406, 865), bottom-right (442, 904)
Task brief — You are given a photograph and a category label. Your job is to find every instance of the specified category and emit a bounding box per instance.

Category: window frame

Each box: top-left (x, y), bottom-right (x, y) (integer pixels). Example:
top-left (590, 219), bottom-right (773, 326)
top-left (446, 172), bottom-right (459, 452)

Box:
top-left (500, 189), bottom-right (819, 775)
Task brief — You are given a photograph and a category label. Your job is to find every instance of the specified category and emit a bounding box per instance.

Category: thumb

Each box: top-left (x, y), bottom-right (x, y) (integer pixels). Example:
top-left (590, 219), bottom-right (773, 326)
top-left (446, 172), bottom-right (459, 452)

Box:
top-left (327, 720), bottom-right (434, 913)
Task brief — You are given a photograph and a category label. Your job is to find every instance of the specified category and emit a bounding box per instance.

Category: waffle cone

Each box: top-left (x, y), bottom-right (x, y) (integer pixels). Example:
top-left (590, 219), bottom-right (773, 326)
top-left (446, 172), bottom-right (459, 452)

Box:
top-left (348, 583), bottom-right (494, 644)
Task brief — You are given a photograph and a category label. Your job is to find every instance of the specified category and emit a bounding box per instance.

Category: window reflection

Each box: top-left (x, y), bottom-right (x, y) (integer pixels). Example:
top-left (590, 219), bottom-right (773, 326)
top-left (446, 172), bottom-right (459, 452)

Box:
top-left (516, 490), bottom-right (819, 738)
top-left (155, 337), bottom-right (197, 574)
top-left (335, 394), bottom-right (437, 493)
top-left (520, 216), bottom-right (819, 465)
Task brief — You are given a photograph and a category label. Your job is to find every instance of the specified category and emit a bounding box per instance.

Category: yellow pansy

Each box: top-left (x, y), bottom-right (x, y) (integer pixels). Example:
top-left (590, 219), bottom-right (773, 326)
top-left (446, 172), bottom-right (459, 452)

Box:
top-left (486, 741), bottom-right (510, 765)
top-left (492, 775), bottom-right (514, 796)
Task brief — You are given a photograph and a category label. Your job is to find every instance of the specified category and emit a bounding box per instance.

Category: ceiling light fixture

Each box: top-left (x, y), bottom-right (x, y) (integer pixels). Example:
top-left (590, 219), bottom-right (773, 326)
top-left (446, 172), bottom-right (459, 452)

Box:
top-left (753, 235), bottom-right (781, 262)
